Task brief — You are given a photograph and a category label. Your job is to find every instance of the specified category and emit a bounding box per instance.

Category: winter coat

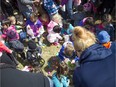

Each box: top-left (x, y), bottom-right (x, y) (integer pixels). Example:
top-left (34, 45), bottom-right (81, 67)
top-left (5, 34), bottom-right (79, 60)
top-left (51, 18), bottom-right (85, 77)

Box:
top-left (61, 24), bottom-right (74, 35)
top-left (71, 12), bottom-right (86, 26)
top-left (47, 31), bottom-right (62, 43)
top-left (2, 25), bottom-right (19, 41)
top-left (0, 42), bottom-right (11, 54)
top-left (26, 19), bottom-right (43, 37)
top-left (52, 72), bottom-right (69, 87)
top-left (73, 43), bottom-right (116, 87)
top-left (47, 20), bottom-right (58, 33)
top-left (0, 52), bottom-right (50, 87)
top-left (58, 41), bottom-right (79, 61)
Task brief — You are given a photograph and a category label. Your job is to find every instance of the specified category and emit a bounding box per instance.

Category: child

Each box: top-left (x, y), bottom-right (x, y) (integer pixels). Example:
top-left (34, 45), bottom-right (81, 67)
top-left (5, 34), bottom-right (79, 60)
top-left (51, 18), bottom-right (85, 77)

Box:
top-left (47, 13), bottom-right (62, 33)
top-left (58, 41), bottom-right (79, 64)
top-left (8, 16), bottom-right (16, 25)
top-left (71, 5), bottom-right (86, 26)
top-left (83, 17), bottom-right (96, 34)
top-left (1, 19), bottom-right (25, 60)
top-left (97, 30), bottom-right (111, 48)
top-left (52, 64), bottom-right (70, 87)
top-left (26, 13), bottom-right (45, 45)
top-left (27, 40), bottom-right (45, 67)
top-left (96, 14), bottom-right (115, 41)
top-left (47, 25), bottom-right (62, 46)
top-left (61, 21), bottom-right (74, 42)
top-left (1, 19), bottom-right (19, 41)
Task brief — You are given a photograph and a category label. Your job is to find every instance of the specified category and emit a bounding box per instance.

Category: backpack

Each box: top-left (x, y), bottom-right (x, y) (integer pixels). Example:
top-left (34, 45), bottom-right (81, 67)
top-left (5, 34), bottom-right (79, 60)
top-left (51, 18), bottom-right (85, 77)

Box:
top-left (9, 40), bottom-right (24, 52)
top-left (19, 31), bottom-right (27, 40)
top-left (7, 29), bottom-right (17, 39)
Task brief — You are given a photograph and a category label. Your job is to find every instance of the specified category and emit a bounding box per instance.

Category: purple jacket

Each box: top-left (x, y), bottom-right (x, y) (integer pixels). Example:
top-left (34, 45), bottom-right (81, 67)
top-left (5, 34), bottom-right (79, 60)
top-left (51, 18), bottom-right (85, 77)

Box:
top-left (26, 19), bottom-right (42, 36)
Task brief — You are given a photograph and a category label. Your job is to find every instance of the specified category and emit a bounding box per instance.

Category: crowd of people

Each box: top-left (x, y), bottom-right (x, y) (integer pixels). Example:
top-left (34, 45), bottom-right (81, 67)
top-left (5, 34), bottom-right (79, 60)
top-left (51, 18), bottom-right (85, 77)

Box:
top-left (0, 0), bottom-right (115, 87)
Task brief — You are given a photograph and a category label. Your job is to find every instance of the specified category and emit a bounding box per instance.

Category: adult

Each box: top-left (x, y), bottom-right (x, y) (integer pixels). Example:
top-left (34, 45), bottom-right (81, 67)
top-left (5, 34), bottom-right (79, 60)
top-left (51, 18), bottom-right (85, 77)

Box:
top-left (72, 26), bottom-right (115, 87)
top-left (0, 52), bottom-right (51, 87)
top-left (17, 0), bottom-right (40, 19)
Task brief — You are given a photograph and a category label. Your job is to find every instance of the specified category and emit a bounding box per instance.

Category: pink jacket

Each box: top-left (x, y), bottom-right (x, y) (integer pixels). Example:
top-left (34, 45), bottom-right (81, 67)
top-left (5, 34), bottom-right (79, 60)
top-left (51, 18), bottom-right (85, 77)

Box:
top-left (47, 21), bottom-right (58, 33)
top-left (2, 25), bottom-right (19, 41)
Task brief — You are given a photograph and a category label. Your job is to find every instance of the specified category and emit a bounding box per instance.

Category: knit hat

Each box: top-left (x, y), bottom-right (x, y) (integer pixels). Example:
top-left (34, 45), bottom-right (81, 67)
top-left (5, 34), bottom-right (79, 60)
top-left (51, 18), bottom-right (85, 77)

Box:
top-left (98, 31), bottom-right (110, 43)
top-left (28, 40), bottom-right (37, 50)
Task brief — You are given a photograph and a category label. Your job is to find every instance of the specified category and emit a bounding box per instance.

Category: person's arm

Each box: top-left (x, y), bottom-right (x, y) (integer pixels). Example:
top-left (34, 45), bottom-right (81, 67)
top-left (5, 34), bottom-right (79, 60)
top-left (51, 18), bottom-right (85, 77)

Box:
top-left (1, 34), bottom-right (7, 39)
top-left (58, 46), bottom-right (65, 61)
top-left (74, 56), bottom-right (79, 62)
top-left (52, 73), bottom-right (62, 87)
top-left (0, 42), bottom-right (12, 53)
top-left (57, 34), bottom-right (62, 40)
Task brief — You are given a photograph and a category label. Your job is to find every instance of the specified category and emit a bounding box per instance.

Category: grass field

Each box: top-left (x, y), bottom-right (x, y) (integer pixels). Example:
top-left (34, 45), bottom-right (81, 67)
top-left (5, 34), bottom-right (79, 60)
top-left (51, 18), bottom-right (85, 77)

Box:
top-left (17, 34), bottom-right (62, 76)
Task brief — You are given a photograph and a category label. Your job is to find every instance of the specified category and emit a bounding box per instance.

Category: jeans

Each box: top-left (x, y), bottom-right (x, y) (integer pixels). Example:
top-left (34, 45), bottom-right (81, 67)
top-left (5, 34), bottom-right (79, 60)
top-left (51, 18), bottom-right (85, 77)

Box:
top-left (22, 9), bottom-right (32, 19)
top-left (66, 0), bottom-right (73, 18)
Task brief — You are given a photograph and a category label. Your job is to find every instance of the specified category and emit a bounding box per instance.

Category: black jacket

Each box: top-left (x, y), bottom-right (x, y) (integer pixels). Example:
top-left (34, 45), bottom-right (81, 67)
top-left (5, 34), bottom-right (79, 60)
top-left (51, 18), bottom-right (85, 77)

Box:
top-left (0, 53), bottom-right (50, 87)
top-left (73, 42), bottom-right (116, 87)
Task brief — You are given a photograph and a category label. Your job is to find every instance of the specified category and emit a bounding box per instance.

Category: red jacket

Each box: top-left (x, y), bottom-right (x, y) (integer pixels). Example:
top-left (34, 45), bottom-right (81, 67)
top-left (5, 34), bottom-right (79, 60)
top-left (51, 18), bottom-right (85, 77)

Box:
top-left (0, 42), bottom-right (12, 53)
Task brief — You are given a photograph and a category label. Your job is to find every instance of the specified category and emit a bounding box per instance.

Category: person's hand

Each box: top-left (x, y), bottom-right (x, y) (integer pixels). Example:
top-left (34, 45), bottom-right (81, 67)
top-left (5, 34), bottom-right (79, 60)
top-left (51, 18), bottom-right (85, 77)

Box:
top-left (64, 58), bottom-right (70, 64)
top-left (71, 60), bottom-right (75, 64)
top-left (10, 50), bottom-right (13, 54)
top-left (48, 72), bottom-right (52, 77)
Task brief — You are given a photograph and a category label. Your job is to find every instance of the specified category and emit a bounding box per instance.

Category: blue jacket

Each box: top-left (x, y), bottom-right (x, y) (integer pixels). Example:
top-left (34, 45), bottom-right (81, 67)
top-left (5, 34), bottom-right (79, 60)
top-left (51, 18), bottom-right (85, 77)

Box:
top-left (71, 12), bottom-right (86, 26)
top-left (58, 42), bottom-right (79, 61)
top-left (52, 73), bottom-right (69, 87)
top-left (61, 24), bottom-right (74, 35)
top-left (73, 43), bottom-right (116, 87)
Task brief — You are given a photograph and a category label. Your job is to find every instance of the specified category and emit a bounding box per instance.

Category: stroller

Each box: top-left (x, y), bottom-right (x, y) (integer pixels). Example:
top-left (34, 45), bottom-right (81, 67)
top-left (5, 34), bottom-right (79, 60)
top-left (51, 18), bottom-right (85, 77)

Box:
top-left (26, 40), bottom-right (45, 67)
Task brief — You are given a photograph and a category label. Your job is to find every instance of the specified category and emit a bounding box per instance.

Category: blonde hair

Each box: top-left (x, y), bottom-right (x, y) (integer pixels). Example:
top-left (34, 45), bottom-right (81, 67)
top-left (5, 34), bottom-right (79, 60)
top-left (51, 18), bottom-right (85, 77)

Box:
top-left (52, 13), bottom-right (62, 23)
top-left (8, 16), bottom-right (16, 21)
top-left (64, 44), bottom-right (74, 57)
top-left (72, 26), bottom-right (96, 54)
top-left (8, 16), bottom-right (16, 25)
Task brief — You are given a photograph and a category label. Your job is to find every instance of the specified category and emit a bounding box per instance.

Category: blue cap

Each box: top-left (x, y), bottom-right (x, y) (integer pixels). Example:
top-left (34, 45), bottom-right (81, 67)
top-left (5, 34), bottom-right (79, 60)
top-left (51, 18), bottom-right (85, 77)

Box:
top-left (98, 31), bottom-right (110, 43)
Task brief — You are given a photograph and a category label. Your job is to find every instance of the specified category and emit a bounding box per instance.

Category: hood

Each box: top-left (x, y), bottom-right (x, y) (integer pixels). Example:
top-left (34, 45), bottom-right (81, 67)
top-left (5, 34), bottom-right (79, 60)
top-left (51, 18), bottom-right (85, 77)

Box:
top-left (80, 44), bottom-right (112, 64)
